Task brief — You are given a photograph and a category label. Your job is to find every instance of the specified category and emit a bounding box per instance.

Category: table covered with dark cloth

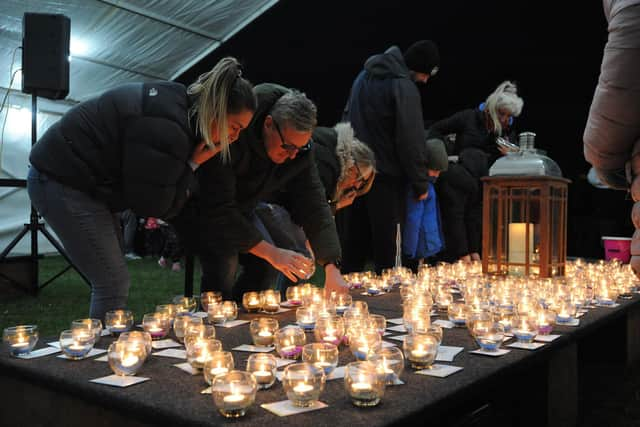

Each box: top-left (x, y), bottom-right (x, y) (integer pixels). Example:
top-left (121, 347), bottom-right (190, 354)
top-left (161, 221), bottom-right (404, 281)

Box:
top-left (1, 289), bottom-right (639, 427)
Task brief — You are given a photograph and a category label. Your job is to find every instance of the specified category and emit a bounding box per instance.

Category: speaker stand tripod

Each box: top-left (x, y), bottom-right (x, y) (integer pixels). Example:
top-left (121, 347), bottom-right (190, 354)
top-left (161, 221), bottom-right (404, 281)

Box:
top-left (0, 94), bottom-right (90, 293)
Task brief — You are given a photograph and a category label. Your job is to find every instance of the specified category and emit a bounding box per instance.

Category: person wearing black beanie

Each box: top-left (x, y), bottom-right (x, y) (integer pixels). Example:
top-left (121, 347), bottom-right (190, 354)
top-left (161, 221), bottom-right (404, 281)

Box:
top-left (339, 40), bottom-right (440, 274)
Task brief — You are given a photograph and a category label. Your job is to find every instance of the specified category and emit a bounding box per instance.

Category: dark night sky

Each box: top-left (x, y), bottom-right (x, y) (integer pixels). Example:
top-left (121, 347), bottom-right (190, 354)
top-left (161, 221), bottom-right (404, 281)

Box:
top-left (178, 0), bottom-right (633, 258)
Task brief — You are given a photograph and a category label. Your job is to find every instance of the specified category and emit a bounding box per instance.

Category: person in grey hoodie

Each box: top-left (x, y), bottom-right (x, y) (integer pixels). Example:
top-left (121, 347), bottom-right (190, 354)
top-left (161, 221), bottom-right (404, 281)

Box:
top-left (340, 40), bottom-right (440, 274)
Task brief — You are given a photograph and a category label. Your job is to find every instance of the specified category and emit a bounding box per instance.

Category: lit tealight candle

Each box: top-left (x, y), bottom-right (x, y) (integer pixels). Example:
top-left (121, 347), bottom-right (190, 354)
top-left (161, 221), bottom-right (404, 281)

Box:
top-left (293, 383), bottom-right (314, 393)
top-left (121, 353), bottom-right (139, 368)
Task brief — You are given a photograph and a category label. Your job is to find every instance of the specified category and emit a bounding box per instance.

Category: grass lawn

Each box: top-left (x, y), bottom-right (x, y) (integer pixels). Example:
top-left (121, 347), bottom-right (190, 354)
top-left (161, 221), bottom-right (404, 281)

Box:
top-left (0, 255), bottom-right (323, 337)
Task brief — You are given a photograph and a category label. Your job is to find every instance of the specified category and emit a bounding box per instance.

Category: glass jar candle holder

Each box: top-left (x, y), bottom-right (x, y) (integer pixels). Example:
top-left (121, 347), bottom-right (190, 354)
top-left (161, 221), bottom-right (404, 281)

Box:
top-left (142, 313), bottom-right (170, 340)
top-left (512, 315), bottom-right (537, 343)
top-left (117, 331), bottom-right (152, 360)
top-left (535, 309), bottom-right (556, 335)
top-left (286, 286), bottom-right (303, 306)
top-left (473, 321), bottom-right (505, 352)
top-left (155, 304), bottom-right (177, 325)
top-left (296, 306), bottom-right (318, 331)
top-left (344, 361), bottom-right (386, 407)
top-left (211, 371), bottom-right (257, 418)
top-left (3, 325), bottom-right (38, 356)
top-left (249, 318), bottom-right (279, 346)
top-left (332, 293), bottom-right (352, 315)
top-left (447, 302), bottom-right (467, 327)
top-left (275, 326), bottom-right (306, 359)
top-left (108, 341), bottom-right (146, 376)
top-left (595, 282), bottom-right (617, 306)
top-left (282, 363), bottom-right (325, 407)
top-left (60, 329), bottom-right (96, 359)
top-left (493, 306), bottom-right (514, 333)
top-left (184, 323), bottom-right (216, 342)
top-left (367, 314), bottom-right (387, 336)
top-left (369, 347), bottom-right (404, 385)
top-left (172, 295), bottom-right (198, 314)
top-left (314, 316), bottom-right (345, 346)
top-left (403, 333), bottom-right (439, 369)
top-left (242, 291), bottom-right (262, 313)
top-left (365, 279), bottom-right (382, 296)
top-left (208, 302), bottom-right (227, 325)
top-left (435, 290), bottom-right (453, 311)
top-left (349, 328), bottom-right (382, 361)
top-left (302, 343), bottom-right (339, 375)
top-left (555, 300), bottom-right (577, 324)
top-left (173, 314), bottom-right (203, 343)
top-left (200, 291), bottom-right (222, 312)
top-left (105, 309), bottom-right (133, 335)
top-left (313, 300), bottom-right (337, 319)
top-left (352, 300), bottom-right (369, 315)
top-left (246, 353), bottom-right (277, 390)
top-left (71, 318), bottom-right (103, 344)
top-left (260, 290), bottom-right (281, 313)
top-left (186, 337), bottom-right (223, 370)
top-left (204, 351), bottom-right (235, 385)
top-left (426, 324), bottom-right (443, 346)
top-left (222, 301), bottom-right (238, 321)
top-left (301, 287), bottom-right (324, 307)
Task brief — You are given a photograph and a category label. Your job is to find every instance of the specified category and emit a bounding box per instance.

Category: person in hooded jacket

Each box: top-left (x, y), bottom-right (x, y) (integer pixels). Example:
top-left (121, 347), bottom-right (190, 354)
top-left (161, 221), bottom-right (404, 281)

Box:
top-left (27, 57), bottom-right (256, 321)
top-left (341, 40), bottom-right (440, 274)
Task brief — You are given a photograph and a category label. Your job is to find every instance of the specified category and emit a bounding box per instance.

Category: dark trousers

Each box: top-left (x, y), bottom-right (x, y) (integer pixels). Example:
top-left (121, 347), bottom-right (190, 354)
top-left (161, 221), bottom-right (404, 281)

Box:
top-left (338, 174), bottom-right (406, 274)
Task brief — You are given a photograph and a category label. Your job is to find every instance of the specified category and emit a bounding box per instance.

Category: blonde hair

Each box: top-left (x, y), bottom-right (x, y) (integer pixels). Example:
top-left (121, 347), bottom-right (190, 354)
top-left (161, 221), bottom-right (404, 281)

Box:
top-left (187, 57), bottom-right (255, 162)
top-left (485, 80), bottom-right (524, 136)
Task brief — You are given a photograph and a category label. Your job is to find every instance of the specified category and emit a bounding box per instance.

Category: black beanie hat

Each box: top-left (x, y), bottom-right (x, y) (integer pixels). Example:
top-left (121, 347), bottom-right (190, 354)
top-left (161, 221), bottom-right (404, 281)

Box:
top-left (425, 138), bottom-right (449, 172)
top-left (403, 40), bottom-right (440, 75)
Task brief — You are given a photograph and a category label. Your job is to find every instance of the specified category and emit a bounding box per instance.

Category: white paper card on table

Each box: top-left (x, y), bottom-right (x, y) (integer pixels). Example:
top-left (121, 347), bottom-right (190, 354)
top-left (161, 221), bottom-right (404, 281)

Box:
top-left (470, 348), bottom-right (511, 357)
top-left (153, 348), bottom-right (187, 359)
top-left (387, 334), bottom-right (407, 342)
top-left (382, 331), bottom-right (392, 336)
top-left (57, 348), bottom-right (107, 360)
top-left (416, 364), bottom-right (463, 378)
top-left (90, 374), bottom-right (149, 388)
top-left (433, 320), bottom-right (455, 329)
top-left (535, 334), bottom-right (561, 343)
top-left (47, 341), bottom-right (60, 348)
top-left (101, 329), bottom-right (111, 337)
top-left (326, 366), bottom-right (345, 380)
top-left (94, 355), bottom-right (108, 362)
top-left (280, 301), bottom-right (302, 308)
top-left (436, 346), bottom-right (464, 362)
top-left (192, 311), bottom-right (208, 319)
top-left (596, 303), bottom-right (620, 308)
top-left (576, 311), bottom-right (586, 318)
top-left (556, 319), bottom-right (580, 327)
top-left (152, 339), bottom-right (182, 350)
top-left (174, 362), bottom-right (199, 375)
top-left (232, 344), bottom-right (275, 353)
top-left (381, 341), bottom-right (397, 348)
top-left (16, 346), bottom-right (61, 359)
top-left (389, 377), bottom-right (405, 385)
top-left (507, 342), bottom-right (545, 351)
top-left (201, 387), bottom-right (212, 394)
top-left (275, 358), bottom-right (296, 368)
top-left (387, 325), bottom-right (407, 333)
top-left (261, 400), bottom-right (328, 417)
top-left (387, 318), bottom-right (404, 325)
top-left (360, 292), bottom-right (384, 297)
top-left (219, 320), bottom-right (250, 328)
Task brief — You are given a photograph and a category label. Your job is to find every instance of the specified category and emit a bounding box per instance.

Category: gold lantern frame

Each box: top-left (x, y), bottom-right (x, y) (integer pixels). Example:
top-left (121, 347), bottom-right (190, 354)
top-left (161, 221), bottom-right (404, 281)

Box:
top-left (481, 176), bottom-right (570, 277)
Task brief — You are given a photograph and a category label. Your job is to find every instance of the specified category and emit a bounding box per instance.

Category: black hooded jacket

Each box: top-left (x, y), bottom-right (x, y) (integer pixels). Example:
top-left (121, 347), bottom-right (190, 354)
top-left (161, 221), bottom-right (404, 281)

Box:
top-left (344, 46), bottom-right (428, 196)
top-left (29, 82), bottom-right (197, 219)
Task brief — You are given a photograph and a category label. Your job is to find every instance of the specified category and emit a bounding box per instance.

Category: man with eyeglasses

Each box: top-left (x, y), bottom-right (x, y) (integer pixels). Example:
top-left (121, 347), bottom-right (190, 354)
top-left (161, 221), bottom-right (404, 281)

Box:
top-left (340, 39), bottom-right (440, 274)
top-left (174, 83), bottom-right (348, 300)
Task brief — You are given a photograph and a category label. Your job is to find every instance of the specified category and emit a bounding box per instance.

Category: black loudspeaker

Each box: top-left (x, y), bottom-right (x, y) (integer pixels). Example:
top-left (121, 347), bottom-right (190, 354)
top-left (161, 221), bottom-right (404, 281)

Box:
top-left (21, 13), bottom-right (70, 100)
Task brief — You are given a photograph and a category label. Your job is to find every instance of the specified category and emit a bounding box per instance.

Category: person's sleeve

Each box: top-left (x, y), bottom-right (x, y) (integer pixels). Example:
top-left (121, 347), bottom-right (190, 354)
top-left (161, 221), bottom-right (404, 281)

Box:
top-left (392, 79), bottom-right (429, 197)
top-left (283, 152), bottom-right (342, 265)
top-left (429, 111), bottom-right (467, 140)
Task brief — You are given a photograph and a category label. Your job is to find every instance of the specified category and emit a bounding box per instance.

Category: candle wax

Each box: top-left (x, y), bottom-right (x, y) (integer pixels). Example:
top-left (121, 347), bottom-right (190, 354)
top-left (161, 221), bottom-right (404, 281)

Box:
top-left (293, 383), bottom-right (314, 393)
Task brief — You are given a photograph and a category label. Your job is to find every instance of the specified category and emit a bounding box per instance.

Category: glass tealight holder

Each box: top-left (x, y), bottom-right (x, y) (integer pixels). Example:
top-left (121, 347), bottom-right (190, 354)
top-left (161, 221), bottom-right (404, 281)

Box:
top-left (426, 324), bottom-right (443, 345)
top-left (184, 323), bottom-right (216, 343)
top-left (71, 318), bottom-right (103, 344)
top-left (211, 370), bottom-right (257, 418)
top-left (246, 353), bottom-right (277, 390)
top-left (447, 302), bottom-right (467, 327)
top-left (155, 304), bottom-right (177, 324)
top-left (108, 341), bottom-right (146, 376)
top-left (302, 343), bottom-right (339, 375)
top-left (172, 295), bottom-right (198, 314)
top-left (352, 300), bottom-right (369, 315)
top-left (142, 313), bottom-right (170, 340)
top-left (275, 326), bottom-right (306, 359)
top-left (186, 337), bottom-right (223, 370)
top-left (204, 351), bottom-right (235, 385)
top-left (555, 300), bottom-right (577, 324)
top-left (242, 291), bottom-right (262, 313)
top-left (249, 318), bottom-right (279, 346)
top-left (286, 286), bottom-right (303, 306)
top-left (222, 301), bottom-right (238, 321)
top-left (365, 279), bottom-right (382, 296)
top-left (208, 302), bottom-right (227, 325)
top-left (367, 314), bottom-right (387, 336)
top-left (60, 329), bottom-right (96, 360)
top-left (3, 325), bottom-right (38, 356)
top-left (369, 347), bottom-right (404, 385)
top-left (117, 331), bottom-right (152, 360)
top-left (403, 333), bottom-right (438, 369)
top-left (344, 361), bottom-right (386, 407)
top-left (282, 363), bottom-right (325, 407)
top-left (313, 300), bottom-right (337, 319)
top-left (200, 291), bottom-right (222, 312)
top-left (349, 328), bottom-right (382, 361)
top-left (296, 306), bottom-right (317, 331)
top-left (332, 293), bottom-right (353, 315)
top-left (173, 314), bottom-right (203, 343)
top-left (105, 309), bottom-right (133, 335)
top-left (535, 309), bottom-right (556, 335)
top-left (493, 306), bottom-right (514, 333)
top-left (512, 315), bottom-right (537, 343)
top-left (435, 290), bottom-right (453, 311)
top-left (301, 287), bottom-right (324, 307)
top-left (260, 290), bottom-right (281, 313)
top-left (314, 316), bottom-right (345, 346)
top-left (473, 321), bottom-right (505, 352)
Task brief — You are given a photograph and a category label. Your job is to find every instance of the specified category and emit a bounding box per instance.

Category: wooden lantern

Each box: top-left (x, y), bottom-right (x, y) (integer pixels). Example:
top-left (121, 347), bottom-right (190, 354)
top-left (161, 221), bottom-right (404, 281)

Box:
top-left (481, 176), bottom-right (570, 277)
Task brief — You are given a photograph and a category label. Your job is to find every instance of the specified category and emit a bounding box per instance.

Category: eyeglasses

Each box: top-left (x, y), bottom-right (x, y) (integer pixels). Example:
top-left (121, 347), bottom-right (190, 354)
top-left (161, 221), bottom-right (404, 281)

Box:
top-left (352, 161), bottom-right (371, 189)
top-left (273, 119), bottom-right (312, 153)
